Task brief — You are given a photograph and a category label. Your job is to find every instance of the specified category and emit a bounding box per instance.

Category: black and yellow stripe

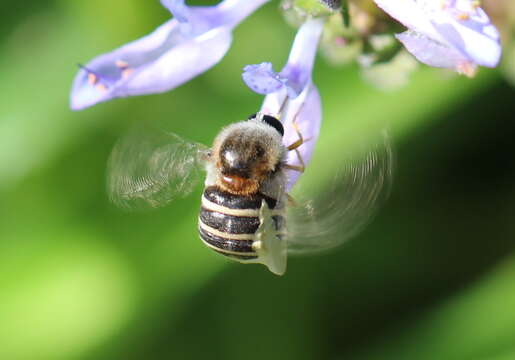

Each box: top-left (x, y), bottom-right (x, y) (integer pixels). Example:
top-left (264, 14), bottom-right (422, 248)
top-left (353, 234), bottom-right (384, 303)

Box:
top-left (198, 185), bottom-right (284, 261)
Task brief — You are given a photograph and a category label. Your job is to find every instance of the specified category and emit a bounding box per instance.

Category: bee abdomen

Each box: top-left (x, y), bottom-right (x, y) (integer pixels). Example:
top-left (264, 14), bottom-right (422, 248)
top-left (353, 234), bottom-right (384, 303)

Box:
top-left (199, 186), bottom-right (281, 261)
top-left (203, 185), bottom-right (277, 210)
top-left (199, 208), bottom-right (260, 234)
top-left (199, 225), bottom-right (254, 253)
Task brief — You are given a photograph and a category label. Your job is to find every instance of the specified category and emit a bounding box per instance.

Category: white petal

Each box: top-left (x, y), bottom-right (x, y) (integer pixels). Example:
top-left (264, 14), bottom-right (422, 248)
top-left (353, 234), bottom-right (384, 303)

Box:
top-left (396, 30), bottom-right (469, 68)
top-left (373, 0), bottom-right (444, 42)
top-left (431, 15), bottom-right (501, 67)
top-left (280, 18), bottom-right (325, 96)
top-left (120, 28), bottom-right (233, 96)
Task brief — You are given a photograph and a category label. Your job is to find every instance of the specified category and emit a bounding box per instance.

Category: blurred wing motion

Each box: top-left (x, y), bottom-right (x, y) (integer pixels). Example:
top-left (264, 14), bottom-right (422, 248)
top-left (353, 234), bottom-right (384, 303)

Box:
top-left (286, 132), bottom-right (393, 255)
top-left (107, 126), bottom-right (209, 210)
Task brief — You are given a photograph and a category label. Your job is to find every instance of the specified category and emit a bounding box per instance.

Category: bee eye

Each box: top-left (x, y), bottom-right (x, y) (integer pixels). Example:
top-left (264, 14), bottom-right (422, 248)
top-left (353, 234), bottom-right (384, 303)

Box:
top-left (247, 113), bottom-right (284, 137)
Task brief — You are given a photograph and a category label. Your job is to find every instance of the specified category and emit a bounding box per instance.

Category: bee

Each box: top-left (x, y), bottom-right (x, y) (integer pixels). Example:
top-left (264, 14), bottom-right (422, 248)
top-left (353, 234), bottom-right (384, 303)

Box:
top-left (107, 113), bottom-right (392, 275)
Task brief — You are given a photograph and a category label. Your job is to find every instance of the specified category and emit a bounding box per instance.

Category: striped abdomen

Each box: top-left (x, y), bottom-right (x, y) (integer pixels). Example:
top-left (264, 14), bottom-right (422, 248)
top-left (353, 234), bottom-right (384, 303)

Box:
top-left (199, 185), bottom-right (284, 261)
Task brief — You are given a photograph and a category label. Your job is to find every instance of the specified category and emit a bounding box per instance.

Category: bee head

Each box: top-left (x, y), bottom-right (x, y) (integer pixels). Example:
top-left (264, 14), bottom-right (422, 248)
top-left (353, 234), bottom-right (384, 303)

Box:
top-left (212, 115), bottom-right (285, 195)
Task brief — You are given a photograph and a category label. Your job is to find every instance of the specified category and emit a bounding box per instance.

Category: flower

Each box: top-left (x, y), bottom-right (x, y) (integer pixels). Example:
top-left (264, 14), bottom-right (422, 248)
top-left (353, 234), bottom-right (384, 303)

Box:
top-left (70, 0), bottom-right (270, 110)
top-left (373, 0), bottom-right (502, 76)
top-left (242, 18), bottom-right (325, 190)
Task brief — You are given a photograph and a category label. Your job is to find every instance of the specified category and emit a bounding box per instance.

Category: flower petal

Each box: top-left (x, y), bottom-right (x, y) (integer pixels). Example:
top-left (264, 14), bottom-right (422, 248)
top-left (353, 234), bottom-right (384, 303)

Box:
top-left (176, 0), bottom-right (271, 33)
top-left (71, 20), bottom-right (179, 110)
top-left (252, 19), bottom-right (325, 189)
top-left (71, 22), bottom-right (232, 110)
top-left (280, 18), bottom-right (325, 97)
top-left (373, 0), bottom-right (444, 42)
top-left (431, 7), bottom-right (501, 67)
top-left (374, 0), bottom-right (502, 69)
top-left (122, 27), bottom-right (232, 95)
top-left (243, 18), bottom-right (325, 100)
top-left (242, 63), bottom-right (287, 95)
top-left (71, 0), bottom-right (270, 110)
top-left (443, 0), bottom-right (500, 42)
top-left (160, 0), bottom-right (189, 23)
top-left (282, 84), bottom-right (322, 191)
top-left (211, 0), bottom-right (271, 28)
top-left (396, 30), bottom-right (471, 69)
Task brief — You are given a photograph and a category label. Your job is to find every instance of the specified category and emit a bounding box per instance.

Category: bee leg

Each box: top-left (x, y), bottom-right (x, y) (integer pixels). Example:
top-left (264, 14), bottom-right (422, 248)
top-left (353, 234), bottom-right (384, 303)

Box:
top-left (283, 163), bottom-right (305, 172)
top-left (284, 121), bottom-right (309, 172)
top-left (284, 145), bottom-right (307, 173)
top-left (287, 194), bottom-right (298, 207)
top-left (287, 122), bottom-right (306, 151)
top-left (285, 115), bottom-right (310, 172)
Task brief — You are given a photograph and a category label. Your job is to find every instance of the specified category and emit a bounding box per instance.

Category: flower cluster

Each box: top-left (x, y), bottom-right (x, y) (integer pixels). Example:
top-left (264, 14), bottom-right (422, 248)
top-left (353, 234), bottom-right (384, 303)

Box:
top-left (70, 0), bottom-right (503, 181)
top-left (71, 0), bottom-right (503, 109)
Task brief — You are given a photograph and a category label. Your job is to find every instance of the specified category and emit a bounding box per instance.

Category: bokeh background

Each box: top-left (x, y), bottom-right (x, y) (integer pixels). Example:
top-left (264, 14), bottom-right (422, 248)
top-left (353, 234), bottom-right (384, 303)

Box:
top-left (1, 0), bottom-right (515, 359)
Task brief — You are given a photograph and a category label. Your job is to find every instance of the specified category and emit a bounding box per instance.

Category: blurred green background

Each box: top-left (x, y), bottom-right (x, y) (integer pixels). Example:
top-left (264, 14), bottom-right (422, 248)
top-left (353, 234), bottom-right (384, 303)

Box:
top-left (1, 1), bottom-right (515, 359)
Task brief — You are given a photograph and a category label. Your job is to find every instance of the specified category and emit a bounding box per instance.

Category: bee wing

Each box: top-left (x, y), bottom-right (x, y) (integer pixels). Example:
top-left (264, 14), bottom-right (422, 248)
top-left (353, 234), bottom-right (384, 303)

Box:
top-left (107, 126), bottom-right (209, 210)
top-left (286, 131), bottom-right (393, 255)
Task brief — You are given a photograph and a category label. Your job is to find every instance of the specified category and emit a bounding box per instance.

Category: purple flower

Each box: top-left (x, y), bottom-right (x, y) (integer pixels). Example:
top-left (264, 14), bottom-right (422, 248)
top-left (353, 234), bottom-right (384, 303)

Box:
top-left (374, 0), bottom-right (502, 76)
top-left (242, 18), bottom-right (325, 190)
top-left (70, 0), bottom-right (270, 110)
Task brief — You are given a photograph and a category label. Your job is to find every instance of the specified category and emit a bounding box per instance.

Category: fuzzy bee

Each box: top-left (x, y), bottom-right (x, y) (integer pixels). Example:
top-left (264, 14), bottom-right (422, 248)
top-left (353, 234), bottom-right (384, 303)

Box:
top-left (107, 112), bottom-right (392, 275)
